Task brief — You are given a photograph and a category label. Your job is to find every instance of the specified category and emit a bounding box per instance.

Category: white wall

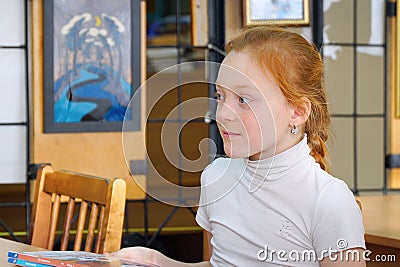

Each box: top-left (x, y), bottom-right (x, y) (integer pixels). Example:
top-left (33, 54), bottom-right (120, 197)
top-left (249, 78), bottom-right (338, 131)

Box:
top-left (0, 0), bottom-right (27, 184)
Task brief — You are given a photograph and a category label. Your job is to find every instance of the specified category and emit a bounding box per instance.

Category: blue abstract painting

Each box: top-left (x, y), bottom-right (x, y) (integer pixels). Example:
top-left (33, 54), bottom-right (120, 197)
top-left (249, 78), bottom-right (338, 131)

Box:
top-left (53, 0), bottom-right (132, 123)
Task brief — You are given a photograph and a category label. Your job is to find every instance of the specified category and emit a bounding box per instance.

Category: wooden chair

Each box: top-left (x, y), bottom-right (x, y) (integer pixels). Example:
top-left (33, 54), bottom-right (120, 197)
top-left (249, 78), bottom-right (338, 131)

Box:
top-left (29, 165), bottom-right (126, 253)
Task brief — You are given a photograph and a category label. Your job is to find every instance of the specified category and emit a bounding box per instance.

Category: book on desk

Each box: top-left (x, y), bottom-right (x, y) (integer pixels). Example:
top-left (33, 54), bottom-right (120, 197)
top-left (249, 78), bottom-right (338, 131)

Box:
top-left (7, 250), bottom-right (159, 267)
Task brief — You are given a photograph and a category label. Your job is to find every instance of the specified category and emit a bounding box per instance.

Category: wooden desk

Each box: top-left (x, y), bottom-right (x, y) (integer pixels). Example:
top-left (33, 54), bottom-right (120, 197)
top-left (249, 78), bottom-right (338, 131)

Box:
top-left (0, 238), bottom-right (45, 266)
top-left (357, 195), bottom-right (400, 266)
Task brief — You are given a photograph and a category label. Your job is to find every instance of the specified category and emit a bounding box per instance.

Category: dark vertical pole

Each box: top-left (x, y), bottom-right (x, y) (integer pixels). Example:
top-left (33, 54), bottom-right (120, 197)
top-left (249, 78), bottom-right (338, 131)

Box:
top-left (312, 0), bottom-right (324, 51)
top-left (353, 0), bottom-right (359, 195)
top-left (384, 0), bottom-right (396, 194)
top-left (208, 0), bottom-right (225, 158)
top-left (176, 0), bottom-right (183, 200)
top-left (143, 198), bottom-right (149, 244)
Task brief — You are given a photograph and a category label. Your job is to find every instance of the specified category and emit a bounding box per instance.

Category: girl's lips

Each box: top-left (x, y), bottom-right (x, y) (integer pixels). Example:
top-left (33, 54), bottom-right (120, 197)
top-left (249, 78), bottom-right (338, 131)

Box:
top-left (222, 130), bottom-right (240, 138)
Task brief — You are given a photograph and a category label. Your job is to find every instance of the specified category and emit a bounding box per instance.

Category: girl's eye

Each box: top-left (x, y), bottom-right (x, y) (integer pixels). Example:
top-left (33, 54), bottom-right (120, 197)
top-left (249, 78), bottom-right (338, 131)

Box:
top-left (215, 92), bottom-right (224, 101)
top-left (238, 96), bottom-right (250, 104)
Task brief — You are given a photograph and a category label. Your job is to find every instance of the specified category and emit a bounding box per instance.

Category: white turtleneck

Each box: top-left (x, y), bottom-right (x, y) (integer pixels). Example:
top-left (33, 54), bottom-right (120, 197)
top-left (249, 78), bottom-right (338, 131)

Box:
top-left (196, 137), bottom-right (365, 266)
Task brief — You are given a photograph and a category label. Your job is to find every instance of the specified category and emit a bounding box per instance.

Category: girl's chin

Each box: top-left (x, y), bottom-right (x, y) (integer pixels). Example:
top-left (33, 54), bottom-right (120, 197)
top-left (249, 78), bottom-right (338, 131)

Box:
top-left (224, 148), bottom-right (265, 160)
top-left (223, 149), bottom-right (248, 159)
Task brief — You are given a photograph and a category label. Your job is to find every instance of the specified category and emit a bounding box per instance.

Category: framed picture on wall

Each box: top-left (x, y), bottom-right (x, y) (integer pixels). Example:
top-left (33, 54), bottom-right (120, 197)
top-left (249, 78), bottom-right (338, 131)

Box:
top-left (191, 0), bottom-right (208, 46)
top-left (243, 0), bottom-right (310, 26)
top-left (42, 0), bottom-right (142, 133)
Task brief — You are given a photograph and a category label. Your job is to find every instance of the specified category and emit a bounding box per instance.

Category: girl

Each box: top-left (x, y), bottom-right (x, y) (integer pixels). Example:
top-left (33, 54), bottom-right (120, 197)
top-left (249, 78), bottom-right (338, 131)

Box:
top-left (112, 26), bottom-right (366, 266)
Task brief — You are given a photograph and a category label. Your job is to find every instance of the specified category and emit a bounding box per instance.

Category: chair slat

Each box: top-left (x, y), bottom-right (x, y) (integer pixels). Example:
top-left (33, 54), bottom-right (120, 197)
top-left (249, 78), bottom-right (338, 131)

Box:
top-left (61, 197), bottom-right (75, 250)
top-left (95, 206), bottom-right (106, 253)
top-left (47, 194), bottom-right (61, 250)
top-left (85, 203), bottom-right (99, 251)
top-left (74, 200), bottom-right (88, 251)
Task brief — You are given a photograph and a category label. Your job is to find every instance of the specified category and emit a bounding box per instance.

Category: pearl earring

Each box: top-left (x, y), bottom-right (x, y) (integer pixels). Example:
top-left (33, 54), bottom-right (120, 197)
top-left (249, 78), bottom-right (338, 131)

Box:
top-left (290, 124), bottom-right (298, 135)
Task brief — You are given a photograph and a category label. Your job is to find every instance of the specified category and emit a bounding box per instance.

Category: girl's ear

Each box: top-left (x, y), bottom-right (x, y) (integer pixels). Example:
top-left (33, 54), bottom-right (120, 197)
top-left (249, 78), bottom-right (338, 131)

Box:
top-left (290, 97), bottom-right (311, 126)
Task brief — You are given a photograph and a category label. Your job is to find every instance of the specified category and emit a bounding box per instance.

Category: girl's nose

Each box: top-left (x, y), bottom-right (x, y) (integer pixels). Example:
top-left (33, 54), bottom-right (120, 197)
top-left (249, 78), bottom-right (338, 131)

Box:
top-left (216, 101), bottom-right (235, 122)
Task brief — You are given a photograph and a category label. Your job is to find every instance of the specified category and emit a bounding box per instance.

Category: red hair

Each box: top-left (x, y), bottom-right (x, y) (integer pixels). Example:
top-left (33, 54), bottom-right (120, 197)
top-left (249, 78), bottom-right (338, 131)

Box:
top-left (226, 26), bottom-right (331, 171)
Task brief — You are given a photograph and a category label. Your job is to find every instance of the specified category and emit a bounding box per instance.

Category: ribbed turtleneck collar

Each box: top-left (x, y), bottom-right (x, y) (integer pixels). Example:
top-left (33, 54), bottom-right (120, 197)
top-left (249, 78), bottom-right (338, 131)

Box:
top-left (244, 136), bottom-right (311, 189)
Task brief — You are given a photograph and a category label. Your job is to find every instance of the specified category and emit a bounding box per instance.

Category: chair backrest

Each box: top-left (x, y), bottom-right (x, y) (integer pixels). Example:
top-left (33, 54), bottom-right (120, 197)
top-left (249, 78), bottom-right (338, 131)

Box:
top-left (29, 166), bottom-right (126, 253)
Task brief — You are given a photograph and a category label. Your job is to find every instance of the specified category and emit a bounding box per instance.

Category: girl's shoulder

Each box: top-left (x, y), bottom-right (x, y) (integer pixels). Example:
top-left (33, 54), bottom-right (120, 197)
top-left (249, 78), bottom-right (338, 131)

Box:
top-left (314, 173), bottom-right (358, 212)
top-left (312, 166), bottom-right (350, 193)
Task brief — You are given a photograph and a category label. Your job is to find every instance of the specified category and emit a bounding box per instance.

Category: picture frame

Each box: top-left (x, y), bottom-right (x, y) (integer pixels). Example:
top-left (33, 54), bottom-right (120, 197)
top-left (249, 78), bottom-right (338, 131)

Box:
top-left (243, 0), bottom-right (310, 26)
top-left (43, 0), bottom-right (142, 133)
top-left (191, 0), bottom-right (208, 46)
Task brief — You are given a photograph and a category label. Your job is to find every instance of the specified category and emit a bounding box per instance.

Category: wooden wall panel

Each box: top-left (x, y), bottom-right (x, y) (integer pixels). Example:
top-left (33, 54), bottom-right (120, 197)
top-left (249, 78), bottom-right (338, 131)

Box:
top-left (31, 0), bottom-right (146, 199)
